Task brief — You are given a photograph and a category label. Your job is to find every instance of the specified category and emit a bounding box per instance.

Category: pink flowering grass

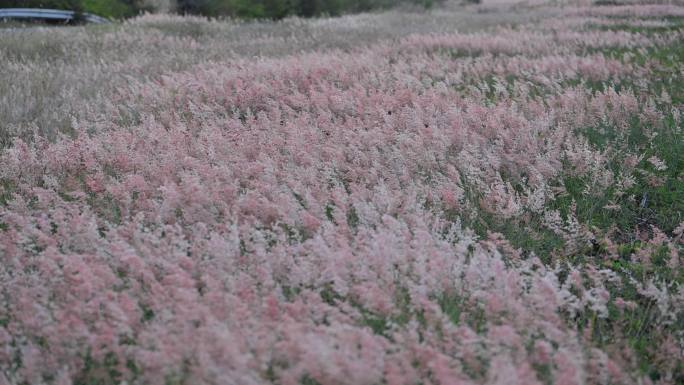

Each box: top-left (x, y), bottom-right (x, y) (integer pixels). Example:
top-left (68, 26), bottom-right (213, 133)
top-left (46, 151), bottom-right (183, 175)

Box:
top-left (1, 3), bottom-right (684, 385)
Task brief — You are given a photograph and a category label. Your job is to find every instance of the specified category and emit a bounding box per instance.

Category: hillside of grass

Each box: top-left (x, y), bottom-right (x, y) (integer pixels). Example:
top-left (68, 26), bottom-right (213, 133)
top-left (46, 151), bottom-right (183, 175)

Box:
top-left (0, 2), bottom-right (683, 385)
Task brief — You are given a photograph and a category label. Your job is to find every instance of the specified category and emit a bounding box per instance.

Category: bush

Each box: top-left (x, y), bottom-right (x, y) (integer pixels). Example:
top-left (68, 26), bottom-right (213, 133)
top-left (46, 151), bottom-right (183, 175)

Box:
top-left (0, 0), bottom-right (154, 19)
top-left (0, 0), bottom-right (443, 19)
top-left (176, 0), bottom-right (445, 19)
top-left (82, 0), bottom-right (140, 18)
top-left (0, 0), bottom-right (85, 12)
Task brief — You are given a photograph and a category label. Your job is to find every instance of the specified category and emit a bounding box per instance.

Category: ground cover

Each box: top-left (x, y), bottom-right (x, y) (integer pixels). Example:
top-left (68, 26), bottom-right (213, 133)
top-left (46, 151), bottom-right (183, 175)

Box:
top-left (0, 2), bottom-right (683, 384)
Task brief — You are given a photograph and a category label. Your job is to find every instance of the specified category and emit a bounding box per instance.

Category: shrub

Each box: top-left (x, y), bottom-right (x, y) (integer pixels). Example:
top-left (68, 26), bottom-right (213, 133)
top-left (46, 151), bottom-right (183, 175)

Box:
top-left (0, 0), bottom-right (444, 19)
top-left (0, 0), bottom-right (157, 18)
top-left (81, 0), bottom-right (139, 18)
top-left (176, 0), bottom-right (445, 19)
top-left (0, 0), bottom-right (85, 12)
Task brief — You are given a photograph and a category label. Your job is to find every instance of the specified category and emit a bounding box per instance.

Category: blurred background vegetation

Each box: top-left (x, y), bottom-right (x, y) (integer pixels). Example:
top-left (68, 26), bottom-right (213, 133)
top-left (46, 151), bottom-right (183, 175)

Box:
top-left (0, 0), bottom-right (446, 20)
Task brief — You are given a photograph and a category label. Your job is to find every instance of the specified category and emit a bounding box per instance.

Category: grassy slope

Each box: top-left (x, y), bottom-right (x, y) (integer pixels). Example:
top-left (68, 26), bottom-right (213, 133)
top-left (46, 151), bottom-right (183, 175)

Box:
top-left (0, 5), bottom-right (683, 384)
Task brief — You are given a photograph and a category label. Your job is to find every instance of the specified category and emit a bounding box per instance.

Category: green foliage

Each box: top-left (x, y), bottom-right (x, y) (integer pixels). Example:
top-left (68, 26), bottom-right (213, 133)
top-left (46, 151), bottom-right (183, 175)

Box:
top-left (82, 0), bottom-right (141, 18)
top-left (0, 0), bottom-right (85, 12)
top-left (0, 0), bottom-right (146, 19)
top-left (176, 0), bottom-right (445, 19)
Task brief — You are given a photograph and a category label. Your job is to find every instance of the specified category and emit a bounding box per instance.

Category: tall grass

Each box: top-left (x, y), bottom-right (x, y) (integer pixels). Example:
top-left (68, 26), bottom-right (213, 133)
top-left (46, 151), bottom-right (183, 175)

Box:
top-left (0, 2), bottom-right (683, 385)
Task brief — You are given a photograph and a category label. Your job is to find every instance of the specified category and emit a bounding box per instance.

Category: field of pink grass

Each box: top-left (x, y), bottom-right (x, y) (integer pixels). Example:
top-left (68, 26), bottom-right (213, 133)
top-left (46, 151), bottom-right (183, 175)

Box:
top-left (1, 2), bottom-right (683, 385)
